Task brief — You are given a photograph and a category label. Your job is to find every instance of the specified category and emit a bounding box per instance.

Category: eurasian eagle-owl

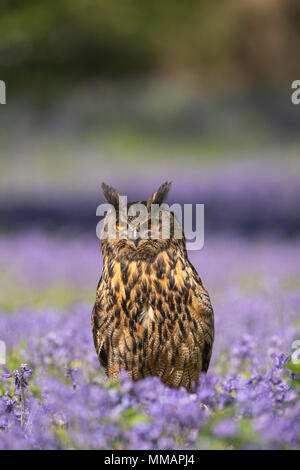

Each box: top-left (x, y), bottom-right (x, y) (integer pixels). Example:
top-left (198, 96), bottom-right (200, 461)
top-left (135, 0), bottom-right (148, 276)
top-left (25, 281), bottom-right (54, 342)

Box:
top-left (92, 182), bottom-right (214, 392)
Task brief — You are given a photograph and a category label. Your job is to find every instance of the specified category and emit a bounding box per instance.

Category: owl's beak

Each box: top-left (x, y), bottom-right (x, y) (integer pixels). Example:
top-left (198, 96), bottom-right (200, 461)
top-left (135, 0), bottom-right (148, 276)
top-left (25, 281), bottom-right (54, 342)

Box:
top-left (132, 228), bottom-right (140, 247)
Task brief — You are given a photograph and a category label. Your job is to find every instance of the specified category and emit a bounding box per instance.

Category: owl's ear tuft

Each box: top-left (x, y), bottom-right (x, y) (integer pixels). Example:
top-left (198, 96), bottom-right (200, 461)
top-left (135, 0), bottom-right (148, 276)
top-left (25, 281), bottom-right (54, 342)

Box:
top-left (101, 182), bottom-right (119, 208)
top-left (148, 182), bottom-right (172, 206)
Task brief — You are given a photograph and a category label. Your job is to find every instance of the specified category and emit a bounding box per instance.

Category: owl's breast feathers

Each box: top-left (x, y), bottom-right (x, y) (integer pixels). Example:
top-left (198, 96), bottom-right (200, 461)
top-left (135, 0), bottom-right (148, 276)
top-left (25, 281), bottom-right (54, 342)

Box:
top-left (92, 249), bottom-right (214, 391)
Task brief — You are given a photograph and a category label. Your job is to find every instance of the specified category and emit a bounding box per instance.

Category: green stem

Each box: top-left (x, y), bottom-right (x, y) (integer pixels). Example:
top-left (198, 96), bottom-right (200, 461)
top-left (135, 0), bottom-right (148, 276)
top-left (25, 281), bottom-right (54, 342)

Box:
top-left (20, 385), bottom-right (25, 427)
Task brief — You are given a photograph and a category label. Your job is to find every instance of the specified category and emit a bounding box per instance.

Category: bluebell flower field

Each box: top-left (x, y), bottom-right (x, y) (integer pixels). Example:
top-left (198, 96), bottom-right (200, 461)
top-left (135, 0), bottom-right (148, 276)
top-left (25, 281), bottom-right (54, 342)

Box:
top-left (1, 171), bottom-right (300, 449)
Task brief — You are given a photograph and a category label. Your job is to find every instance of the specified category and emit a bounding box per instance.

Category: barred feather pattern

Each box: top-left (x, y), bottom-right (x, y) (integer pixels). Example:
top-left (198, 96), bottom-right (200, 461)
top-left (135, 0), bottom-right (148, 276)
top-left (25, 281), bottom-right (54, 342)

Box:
top-left (92, 243), bottom-right (214, 392)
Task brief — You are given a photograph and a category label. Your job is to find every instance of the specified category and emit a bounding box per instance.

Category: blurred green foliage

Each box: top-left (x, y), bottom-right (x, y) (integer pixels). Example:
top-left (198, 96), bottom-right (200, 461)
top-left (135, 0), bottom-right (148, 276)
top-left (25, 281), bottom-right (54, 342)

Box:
top-left (1, 0), bottom-right (300, 94)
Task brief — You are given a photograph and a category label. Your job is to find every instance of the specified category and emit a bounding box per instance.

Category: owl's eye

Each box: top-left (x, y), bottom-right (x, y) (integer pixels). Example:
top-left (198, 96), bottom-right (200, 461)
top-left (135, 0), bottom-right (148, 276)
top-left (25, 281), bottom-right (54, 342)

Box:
top-left (116, 221), bottom-right (127, 231)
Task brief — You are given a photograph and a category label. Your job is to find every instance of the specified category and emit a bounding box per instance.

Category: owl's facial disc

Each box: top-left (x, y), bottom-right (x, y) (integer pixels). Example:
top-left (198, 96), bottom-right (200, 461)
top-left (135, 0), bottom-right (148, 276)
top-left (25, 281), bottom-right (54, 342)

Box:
top-left (100, 194), bottom-right (182, 261)
top-left (127, 219), bottom-right (150, 247)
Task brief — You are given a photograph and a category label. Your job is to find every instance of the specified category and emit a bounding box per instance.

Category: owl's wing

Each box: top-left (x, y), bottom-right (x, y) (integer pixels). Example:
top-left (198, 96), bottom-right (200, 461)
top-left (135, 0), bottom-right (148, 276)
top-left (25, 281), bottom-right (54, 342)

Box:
top-left (92, 276), bottom-right (112, 370)
top-left (188, 263), bottom-right (214, 372)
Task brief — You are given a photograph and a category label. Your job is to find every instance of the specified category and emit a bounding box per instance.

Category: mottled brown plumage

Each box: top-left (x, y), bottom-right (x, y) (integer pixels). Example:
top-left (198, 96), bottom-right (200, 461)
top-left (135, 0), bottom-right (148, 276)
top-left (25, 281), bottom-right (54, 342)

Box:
top-left (92, 182), bottom-right (214, 392)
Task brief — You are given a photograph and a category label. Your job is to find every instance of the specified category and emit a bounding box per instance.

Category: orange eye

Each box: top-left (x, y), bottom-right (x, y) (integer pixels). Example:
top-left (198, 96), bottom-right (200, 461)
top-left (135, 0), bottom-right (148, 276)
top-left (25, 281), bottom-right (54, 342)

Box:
top-left (116, 221), bottom-right (127, 231)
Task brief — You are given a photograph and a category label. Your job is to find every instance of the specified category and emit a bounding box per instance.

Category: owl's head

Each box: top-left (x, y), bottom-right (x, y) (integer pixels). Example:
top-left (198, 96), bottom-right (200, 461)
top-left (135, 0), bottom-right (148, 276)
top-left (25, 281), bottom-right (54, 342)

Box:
top-left (100, 182), bottom-right (184, 261)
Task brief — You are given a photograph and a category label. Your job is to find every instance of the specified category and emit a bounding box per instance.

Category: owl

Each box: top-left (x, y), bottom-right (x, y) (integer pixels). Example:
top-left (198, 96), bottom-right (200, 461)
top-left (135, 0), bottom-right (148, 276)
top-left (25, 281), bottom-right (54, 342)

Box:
top-left (92, 182), bottom-right (214, 392)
